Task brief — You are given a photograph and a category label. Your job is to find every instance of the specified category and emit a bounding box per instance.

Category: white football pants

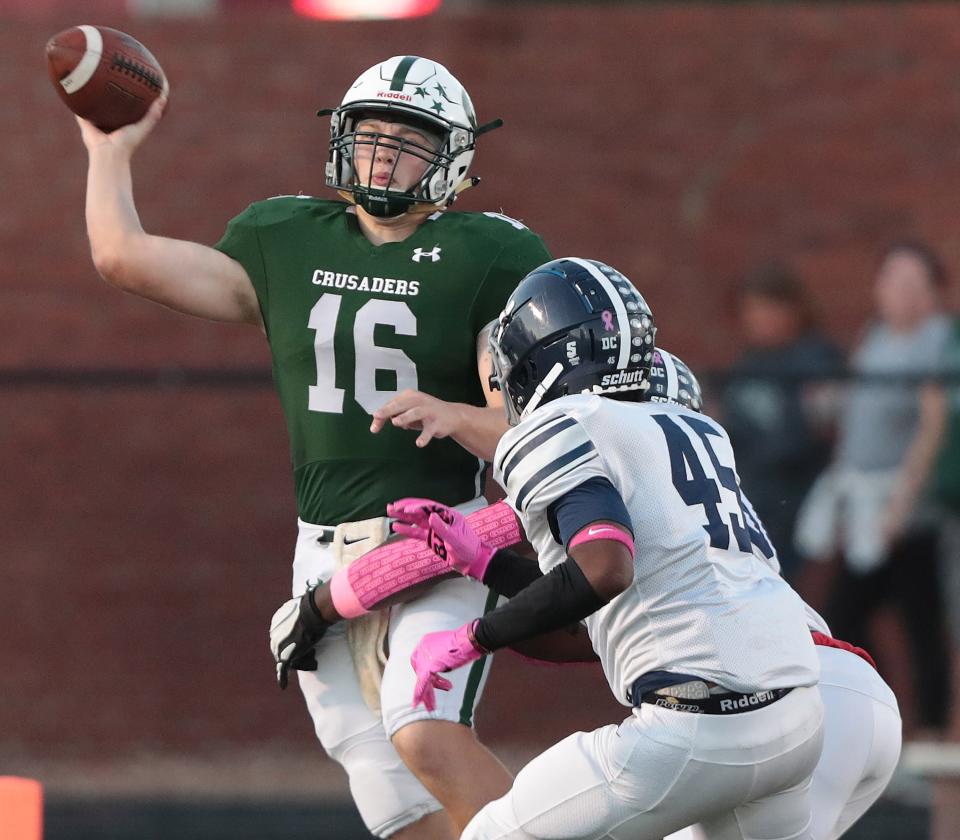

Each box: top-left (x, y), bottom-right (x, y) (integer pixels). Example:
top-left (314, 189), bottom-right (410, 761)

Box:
top-left (293, 499), bottom-right (498, 838)
top-left (666, 646), bottom-right (901, 840)
top-left (462, 685), bottom-right (824, 840)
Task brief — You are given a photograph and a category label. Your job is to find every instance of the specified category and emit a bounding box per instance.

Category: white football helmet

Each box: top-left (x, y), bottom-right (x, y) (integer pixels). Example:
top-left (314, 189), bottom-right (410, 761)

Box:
top-left (320, 55), bottom-right (498, 217)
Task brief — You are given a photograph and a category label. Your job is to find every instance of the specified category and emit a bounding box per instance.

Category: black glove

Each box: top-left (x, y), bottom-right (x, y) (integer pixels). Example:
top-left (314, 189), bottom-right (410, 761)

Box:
top-left (268, 585), bottom-right (332, 690)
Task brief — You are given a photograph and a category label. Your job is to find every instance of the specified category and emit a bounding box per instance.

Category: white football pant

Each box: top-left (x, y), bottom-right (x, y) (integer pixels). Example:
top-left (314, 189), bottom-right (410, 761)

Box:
top-left (666, 646), bottom-right (901, 840)
top-left (463, 685), bottom-right (824, 840)
top-left (293, 499), bottom-right (498, 838)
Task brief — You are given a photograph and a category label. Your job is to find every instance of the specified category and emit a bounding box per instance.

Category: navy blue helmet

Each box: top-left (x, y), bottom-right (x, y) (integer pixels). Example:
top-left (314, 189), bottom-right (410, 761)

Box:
top-left (488, 257), bottom-right (656, 424)
top-left (644, 348), bottom-right (703, 412)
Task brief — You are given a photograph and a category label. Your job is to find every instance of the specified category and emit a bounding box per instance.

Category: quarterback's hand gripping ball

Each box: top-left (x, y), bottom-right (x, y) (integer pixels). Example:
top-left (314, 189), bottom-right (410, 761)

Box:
top-left (46, 25), bottom-right (168, 132)
top-left (269, 585), bottom-right (332, 690)
top-left (409, 621), bottom-right (486, 711)
top-left (388, 498), bottom-right (496, 581)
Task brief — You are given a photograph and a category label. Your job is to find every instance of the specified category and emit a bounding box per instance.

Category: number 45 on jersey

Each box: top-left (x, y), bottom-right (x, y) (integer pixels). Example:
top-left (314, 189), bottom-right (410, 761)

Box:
top-left (654, 414), bottom-right (773, 558)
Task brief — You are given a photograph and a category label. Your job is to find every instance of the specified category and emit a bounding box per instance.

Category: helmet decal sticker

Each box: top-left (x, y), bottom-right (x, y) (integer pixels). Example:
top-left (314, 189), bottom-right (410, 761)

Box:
top-left (320, 55), bottom-right (487, 217)
top-left (567, 257), bottom-right (632, 370)
top-left (486, 258), bottom-right (657, 424)
top-left (389, 55), bottom-right (419, 90)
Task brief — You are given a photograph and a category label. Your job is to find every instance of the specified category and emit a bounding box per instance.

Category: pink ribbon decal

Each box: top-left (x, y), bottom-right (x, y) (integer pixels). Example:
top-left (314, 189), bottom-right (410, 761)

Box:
top-left (601, 310), bottom-right (615, 331)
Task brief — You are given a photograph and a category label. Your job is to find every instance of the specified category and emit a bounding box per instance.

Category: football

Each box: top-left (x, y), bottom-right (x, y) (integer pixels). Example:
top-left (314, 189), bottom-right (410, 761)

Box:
top-left (45, 25), bottom-right (168, 132)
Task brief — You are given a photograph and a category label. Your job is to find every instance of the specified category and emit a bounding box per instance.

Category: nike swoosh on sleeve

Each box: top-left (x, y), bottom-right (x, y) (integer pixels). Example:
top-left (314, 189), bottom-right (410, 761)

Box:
top-left (587, 527), bottom-right (617, 537)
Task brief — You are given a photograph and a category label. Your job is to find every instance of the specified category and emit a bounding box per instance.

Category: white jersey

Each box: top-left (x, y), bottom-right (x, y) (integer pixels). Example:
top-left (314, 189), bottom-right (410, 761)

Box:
top-left (740, 492), bottom-right (833, 637)
top-left (493, 394), bottom-right (820, 704)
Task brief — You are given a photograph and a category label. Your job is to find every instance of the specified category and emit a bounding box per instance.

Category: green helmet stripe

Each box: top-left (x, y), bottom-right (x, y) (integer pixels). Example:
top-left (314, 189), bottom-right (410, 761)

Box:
top-left (389, 55), bottom-right (419, 91)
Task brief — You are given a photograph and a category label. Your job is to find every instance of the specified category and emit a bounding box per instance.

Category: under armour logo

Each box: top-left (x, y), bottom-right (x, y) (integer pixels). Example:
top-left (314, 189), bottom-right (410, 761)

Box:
top-left (412, 245), bottom-right (442, 263)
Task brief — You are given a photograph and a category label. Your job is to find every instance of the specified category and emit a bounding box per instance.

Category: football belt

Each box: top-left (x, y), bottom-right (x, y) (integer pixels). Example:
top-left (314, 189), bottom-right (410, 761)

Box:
top-left (632, 680), bottom-right (794, 716)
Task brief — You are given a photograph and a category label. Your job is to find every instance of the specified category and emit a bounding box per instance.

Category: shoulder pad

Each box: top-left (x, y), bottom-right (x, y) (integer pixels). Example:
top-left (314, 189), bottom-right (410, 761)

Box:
top-left (495, 404), bottom-right (603, 514)
top-left (481, 211), bottom-right (529, 231)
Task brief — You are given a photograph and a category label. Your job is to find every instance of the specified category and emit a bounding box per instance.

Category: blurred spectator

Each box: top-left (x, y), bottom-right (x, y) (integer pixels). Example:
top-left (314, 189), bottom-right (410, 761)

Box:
top-left (722, 261), bottom-right (842, 581)
top-left (932, 315), bottom-right (960, 736)
top-left (796, 239), bottom-right (952, 734)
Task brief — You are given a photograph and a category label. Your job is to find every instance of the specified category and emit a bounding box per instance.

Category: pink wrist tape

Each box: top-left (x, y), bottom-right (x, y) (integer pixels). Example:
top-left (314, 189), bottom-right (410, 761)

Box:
top-left (330, 501), bottom-right (522, 618)
top-left (569, 523), bottom-right (634, 556)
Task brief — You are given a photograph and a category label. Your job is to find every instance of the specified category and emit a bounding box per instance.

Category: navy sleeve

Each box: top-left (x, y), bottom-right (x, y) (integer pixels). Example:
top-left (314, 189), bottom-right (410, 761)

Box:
top-left (547, 476), bottom-right (633, 549)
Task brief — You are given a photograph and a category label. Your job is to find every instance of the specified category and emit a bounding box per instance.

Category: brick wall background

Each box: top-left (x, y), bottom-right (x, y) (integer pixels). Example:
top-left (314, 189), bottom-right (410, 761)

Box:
top-left (3, 2), bottom-right (959, 783)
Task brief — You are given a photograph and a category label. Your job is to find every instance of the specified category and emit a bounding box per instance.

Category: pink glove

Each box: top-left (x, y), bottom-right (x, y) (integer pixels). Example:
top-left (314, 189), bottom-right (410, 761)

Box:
top-left (330, 501), bottom-right (521, 619)
top-left (410, 621), bottom-right (486, 711)
top-left (388, 498), bottom-right (496, 580)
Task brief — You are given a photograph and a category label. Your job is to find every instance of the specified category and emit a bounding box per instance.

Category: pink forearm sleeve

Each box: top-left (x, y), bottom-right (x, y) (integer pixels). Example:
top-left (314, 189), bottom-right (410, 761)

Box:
top-left (330, 500), bottom-right (522, 618)
top-left (468, 499), bottom-right (522, 554)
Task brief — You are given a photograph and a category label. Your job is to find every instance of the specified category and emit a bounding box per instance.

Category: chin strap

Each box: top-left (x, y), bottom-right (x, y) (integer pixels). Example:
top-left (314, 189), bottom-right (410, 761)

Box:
top-left (338, 174), bottom-right (482, 219)
top-left (454, 175), bottom-right (481, 197)
top-left (409, 175), bottom-right (480, 216)
top-left (476, 118), bottom-right (504, 136)
top-left (411, 174), bottom-right (482, 212)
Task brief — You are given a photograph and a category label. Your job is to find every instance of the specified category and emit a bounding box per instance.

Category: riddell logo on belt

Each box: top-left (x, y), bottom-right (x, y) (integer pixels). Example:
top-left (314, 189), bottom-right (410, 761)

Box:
top-left (719, 690), bottom-right (776, 712)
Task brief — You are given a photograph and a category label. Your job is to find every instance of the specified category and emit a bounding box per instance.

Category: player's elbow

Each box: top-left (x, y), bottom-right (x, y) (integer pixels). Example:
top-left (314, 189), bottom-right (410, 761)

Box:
top-left (90, 239), bottom-right (146, 293)
top-left (593, 556), bottom-right (634, 601)
top-left (90, 237), bottom-right (131, 283)
top-left (573, 542), bottom-right (634, 602)
top-left (90, 244), bottom-right (124, 284)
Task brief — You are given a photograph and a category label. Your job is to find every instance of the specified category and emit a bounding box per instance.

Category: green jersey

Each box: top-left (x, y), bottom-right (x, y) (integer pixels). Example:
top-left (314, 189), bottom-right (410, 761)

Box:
top-left (215, 197), bottom-right (551, 525)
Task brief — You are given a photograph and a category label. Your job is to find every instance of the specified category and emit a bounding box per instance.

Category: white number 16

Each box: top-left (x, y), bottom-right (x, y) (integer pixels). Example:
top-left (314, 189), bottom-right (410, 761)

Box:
top-left (307, 294), bottom-right (418, 415)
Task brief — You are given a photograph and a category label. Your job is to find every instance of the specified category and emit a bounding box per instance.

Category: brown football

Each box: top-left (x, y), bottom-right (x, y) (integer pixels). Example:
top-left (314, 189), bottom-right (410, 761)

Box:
top-left (45, 25), bottom-right (168, 132)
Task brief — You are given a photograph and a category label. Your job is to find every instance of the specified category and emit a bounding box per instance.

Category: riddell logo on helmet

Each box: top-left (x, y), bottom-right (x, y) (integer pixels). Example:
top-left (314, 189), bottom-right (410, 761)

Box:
top-left (376, 90), bottom-right (413, 102)
top-left (600, 370), bottom-right (645, 387)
